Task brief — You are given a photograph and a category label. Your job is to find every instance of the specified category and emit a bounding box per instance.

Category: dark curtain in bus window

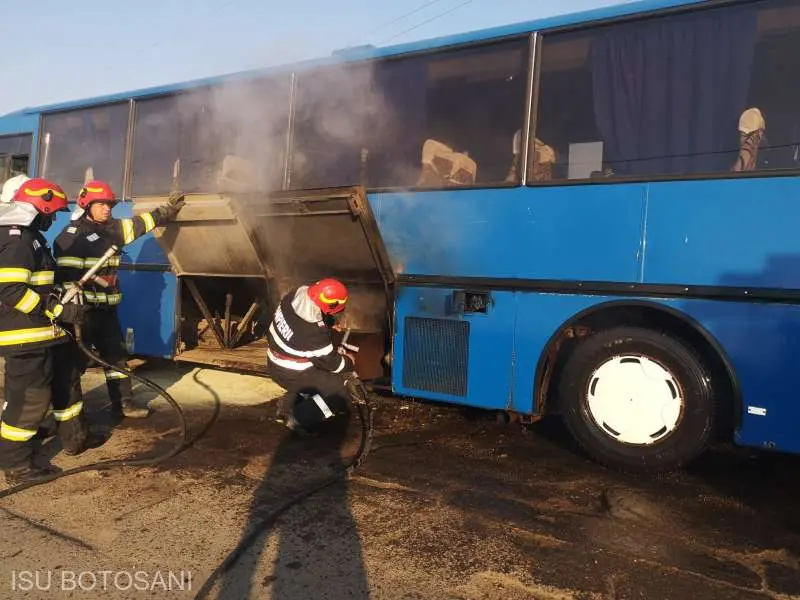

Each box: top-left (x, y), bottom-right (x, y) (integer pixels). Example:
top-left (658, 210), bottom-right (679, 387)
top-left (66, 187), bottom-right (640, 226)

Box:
top-left (40, 104), bottom-right (128, 198)
top-left (589, 7), bottom-right (759, 176)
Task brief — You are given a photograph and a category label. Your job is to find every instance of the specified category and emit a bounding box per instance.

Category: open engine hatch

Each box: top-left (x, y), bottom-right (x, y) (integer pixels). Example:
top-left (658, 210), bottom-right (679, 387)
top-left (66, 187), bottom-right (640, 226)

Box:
top-left (133, 186), bottom-right (395, 373)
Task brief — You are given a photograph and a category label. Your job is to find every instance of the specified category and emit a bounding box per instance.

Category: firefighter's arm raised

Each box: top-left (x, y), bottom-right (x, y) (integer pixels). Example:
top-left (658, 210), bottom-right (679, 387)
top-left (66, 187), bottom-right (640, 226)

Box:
top-left (109, 191), bottom-right (186, 247)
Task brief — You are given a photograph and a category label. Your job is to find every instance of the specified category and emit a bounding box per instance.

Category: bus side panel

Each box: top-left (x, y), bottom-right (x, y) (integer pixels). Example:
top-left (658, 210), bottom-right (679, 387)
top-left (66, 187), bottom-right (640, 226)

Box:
top-left (512, 293), bottom-right (625, 414)
top-left (116, 270), bottom-right (178, 358)
top-left (644, 177), bottom-right (800, 287)
top-left (391, 285), bottom-right (516, 410)
top-left (511, 292), bottom-right (800, 454)
top-left (373, 185), bottom-right (646, 281)
top-left (112, 202), bottom-right (177, 358)
top-left (674, 298), bottom-right (800, 454)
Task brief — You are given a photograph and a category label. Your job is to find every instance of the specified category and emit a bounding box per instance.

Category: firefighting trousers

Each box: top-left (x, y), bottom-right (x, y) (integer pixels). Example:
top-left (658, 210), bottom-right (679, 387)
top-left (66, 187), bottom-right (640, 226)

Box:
top-left (0, 346), bottom-right (88, 470)
top-left (63, 309), bottom-right (132, 408)
top-left (267, 365), bottom-right (352, 432)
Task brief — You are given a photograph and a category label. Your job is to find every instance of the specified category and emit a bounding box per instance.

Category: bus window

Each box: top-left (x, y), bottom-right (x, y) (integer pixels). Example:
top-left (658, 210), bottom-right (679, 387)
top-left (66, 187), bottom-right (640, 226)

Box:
top-left (289, 63), bottom-right (375, 189)
top-left (0, 133), bottom-right (32, 187)
top-left (532, 0), bottom-right (800, 182)
top-left (39, 104), bottom-right (129, 197)
top-left (289, 37), bottom-right (530, 190)
top-left (131, 77), bottom-right (291, 197)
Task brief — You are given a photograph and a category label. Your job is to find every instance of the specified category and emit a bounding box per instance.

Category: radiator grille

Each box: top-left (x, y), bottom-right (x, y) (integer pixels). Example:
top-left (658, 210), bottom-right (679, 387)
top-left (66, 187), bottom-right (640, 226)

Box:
top-left (402, 317), bottom-right (469, 397)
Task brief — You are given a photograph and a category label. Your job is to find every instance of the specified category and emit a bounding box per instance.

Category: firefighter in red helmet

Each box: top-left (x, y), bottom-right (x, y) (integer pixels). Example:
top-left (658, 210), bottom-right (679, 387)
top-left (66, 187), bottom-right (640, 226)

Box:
top-left (0, 179), bottom-right (103, 485)
top-left (266, 278), bottom-right (363, 435)
top-left (52, 180), bottom-right (184, 420)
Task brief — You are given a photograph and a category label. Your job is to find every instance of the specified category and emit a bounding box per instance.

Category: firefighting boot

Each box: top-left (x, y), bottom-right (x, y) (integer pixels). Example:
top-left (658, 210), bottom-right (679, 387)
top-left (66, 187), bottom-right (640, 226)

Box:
top-left (274, 393), bottom-right (296, 424)
top-left (61, 432), bottom-right (109, 456)
top-left (112, 399), bottom-right (153, 419)
top-left (33, 414), bottom-right (58, 441)
top-left (3, 463), bottom-right (61, 486)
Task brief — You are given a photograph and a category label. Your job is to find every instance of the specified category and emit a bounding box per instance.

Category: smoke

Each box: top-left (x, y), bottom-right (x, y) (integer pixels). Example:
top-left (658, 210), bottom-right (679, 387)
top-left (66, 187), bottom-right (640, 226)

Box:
top-left (164, 60), bottom-right (403, 330)
top-left (168, 59), bottom-right (397, 195)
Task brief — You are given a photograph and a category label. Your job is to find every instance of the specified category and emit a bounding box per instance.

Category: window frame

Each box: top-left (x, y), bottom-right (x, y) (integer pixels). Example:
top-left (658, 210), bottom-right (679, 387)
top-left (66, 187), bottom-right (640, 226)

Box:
top-left (526, 0), bottom-right (800, 187)
top-left (128, 75), bottom-right (294, 198)
top-left (36, 100), bottom-right (133, 199)
top-left (288, 34), bottom-right (535, 193)
top-left (0, 133), bottom-right (33, 182)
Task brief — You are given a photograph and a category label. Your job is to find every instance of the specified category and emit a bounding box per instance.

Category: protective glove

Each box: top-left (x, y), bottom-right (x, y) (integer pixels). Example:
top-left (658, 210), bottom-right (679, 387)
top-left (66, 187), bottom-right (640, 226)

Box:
top-left (158, 190), bottom-right (186, 220)
top-left (45, 302), bottom-right (87, 326)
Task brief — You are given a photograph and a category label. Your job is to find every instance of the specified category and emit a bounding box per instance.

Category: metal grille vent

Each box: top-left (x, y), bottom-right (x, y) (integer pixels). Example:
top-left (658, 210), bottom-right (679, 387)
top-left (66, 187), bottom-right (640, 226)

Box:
top-left (402, 317), bottom-right (469, 397)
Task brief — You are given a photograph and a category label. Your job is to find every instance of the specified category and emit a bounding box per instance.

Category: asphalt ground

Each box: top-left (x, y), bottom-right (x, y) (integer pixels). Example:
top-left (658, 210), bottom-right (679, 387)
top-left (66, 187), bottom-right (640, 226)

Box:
top-left (0, 361), bottom-right (798, 600)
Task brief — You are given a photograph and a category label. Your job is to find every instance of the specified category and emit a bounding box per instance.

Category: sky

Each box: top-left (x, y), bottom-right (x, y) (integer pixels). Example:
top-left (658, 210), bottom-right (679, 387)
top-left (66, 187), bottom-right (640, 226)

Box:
top-left (0, 0), bottom-right (631, 116)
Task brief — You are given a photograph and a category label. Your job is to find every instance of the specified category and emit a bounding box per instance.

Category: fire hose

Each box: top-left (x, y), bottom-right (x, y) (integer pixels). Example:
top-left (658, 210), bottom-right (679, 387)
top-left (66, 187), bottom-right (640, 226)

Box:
top-left (1, 244), bottom-right (377, 595)
top-left (0, 245), bottom-right (190, 499)
top-left (192, 332), bottom-right (376, 599)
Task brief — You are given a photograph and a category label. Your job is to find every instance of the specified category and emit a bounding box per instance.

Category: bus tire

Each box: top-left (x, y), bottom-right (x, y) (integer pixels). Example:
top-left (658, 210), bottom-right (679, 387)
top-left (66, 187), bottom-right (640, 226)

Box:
top-left (557, 326), bottom-right (714, 473)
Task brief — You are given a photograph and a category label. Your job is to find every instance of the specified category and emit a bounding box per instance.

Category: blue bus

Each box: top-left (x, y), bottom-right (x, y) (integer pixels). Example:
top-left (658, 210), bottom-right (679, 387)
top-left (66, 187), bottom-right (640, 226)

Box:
top-left (2, 0), bottom-right (799, 472)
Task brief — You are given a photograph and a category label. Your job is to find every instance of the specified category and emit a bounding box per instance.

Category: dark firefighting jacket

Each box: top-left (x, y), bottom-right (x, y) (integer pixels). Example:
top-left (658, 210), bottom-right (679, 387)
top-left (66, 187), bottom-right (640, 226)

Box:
top-left (53, 208), bottom-right (170, 308)
top-left (266, 287), bottom-right (355, 374)
top-left (0, 225), bottom-right (68, 354)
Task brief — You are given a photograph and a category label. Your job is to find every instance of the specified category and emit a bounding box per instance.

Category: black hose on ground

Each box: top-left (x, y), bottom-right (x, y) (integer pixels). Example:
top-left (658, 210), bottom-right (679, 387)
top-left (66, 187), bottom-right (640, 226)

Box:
top-left (0, 324), bottom-right (189, 499)
top-left (192, 397), bottom-right (376, 600)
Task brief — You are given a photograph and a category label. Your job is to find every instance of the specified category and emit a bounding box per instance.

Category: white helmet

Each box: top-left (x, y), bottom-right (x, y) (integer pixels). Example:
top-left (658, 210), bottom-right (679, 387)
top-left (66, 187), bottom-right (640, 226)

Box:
top-left (0, 174), bottom-right (30, 203)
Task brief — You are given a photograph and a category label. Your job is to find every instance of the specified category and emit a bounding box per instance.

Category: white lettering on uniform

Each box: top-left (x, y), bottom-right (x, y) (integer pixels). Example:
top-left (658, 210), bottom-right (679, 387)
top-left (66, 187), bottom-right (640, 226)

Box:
top-left (274, 306), bottom-right (294, 341)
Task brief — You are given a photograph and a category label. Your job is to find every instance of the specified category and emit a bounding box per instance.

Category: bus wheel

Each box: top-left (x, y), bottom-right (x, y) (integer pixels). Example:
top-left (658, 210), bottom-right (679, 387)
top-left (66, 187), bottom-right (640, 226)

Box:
top-left (557, 326), bottom-right (714, 473)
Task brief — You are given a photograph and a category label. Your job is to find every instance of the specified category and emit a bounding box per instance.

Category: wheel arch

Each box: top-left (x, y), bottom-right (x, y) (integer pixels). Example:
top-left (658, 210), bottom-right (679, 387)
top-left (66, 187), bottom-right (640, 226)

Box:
top-left (533, 299), bottom-right (742, 438)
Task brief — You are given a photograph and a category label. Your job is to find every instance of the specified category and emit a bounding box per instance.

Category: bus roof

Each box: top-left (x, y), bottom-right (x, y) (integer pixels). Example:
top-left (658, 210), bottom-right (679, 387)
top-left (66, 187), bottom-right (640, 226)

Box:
top-left (4, 0), bottom-right (706, 118)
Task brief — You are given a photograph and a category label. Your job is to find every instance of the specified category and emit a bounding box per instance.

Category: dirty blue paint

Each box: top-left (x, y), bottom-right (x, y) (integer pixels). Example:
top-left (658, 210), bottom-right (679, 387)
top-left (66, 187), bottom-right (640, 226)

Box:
top-left (372, 185), bottom-right (645, 281)
top-left (392, 285), bottom-right (516, 410)
top-left (393, 287), bottom-right (800, 455)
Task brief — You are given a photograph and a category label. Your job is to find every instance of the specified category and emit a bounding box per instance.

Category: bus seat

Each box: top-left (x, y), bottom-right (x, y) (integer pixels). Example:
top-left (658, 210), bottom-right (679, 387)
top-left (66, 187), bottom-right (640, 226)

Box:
top-left (732, 107), bottom-right (766, 172)
top-left (504, 130), bottom-right (557, 183)
top-left (416, 138), bottom-right (477, 187)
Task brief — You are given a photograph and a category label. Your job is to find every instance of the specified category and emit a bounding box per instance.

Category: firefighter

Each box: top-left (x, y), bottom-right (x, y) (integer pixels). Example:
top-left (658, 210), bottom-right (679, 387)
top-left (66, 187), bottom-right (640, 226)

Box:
top-left (53, 180), bottom-right (185, 420)
top-left (266, 278), bottom-right (363, 435)
top-left (0, 178), bottom-right (98, 485)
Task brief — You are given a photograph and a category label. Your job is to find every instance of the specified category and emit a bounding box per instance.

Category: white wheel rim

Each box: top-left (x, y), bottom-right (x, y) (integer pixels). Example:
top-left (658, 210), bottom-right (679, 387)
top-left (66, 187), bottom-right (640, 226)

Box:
top-left (586, 354), bottom-right (684, 445)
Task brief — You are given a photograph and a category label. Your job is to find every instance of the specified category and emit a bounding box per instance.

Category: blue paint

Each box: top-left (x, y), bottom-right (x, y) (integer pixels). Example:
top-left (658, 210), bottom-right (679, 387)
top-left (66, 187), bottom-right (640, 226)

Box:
top-left (373, 185), bottom-right (645, 281)
top-left (644, 177), bottom-right (800, 287)
top-left (116, 270), bottom-right (178, 358)
top-left (394, 288), bottom-right (800, 454)
top-left (0, 112), bottom-right (36, 137)
top-left (392, 286), bottom-right (516, 410)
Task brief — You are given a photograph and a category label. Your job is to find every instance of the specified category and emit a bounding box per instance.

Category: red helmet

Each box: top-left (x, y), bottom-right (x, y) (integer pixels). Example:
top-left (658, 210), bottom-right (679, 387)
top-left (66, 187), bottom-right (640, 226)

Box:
top-left (12, 178), bottom-right (68, 214)
top-left (308, 278), bottom-right (348, 315)
top-left (77, 180), bottom-right (117, 209)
